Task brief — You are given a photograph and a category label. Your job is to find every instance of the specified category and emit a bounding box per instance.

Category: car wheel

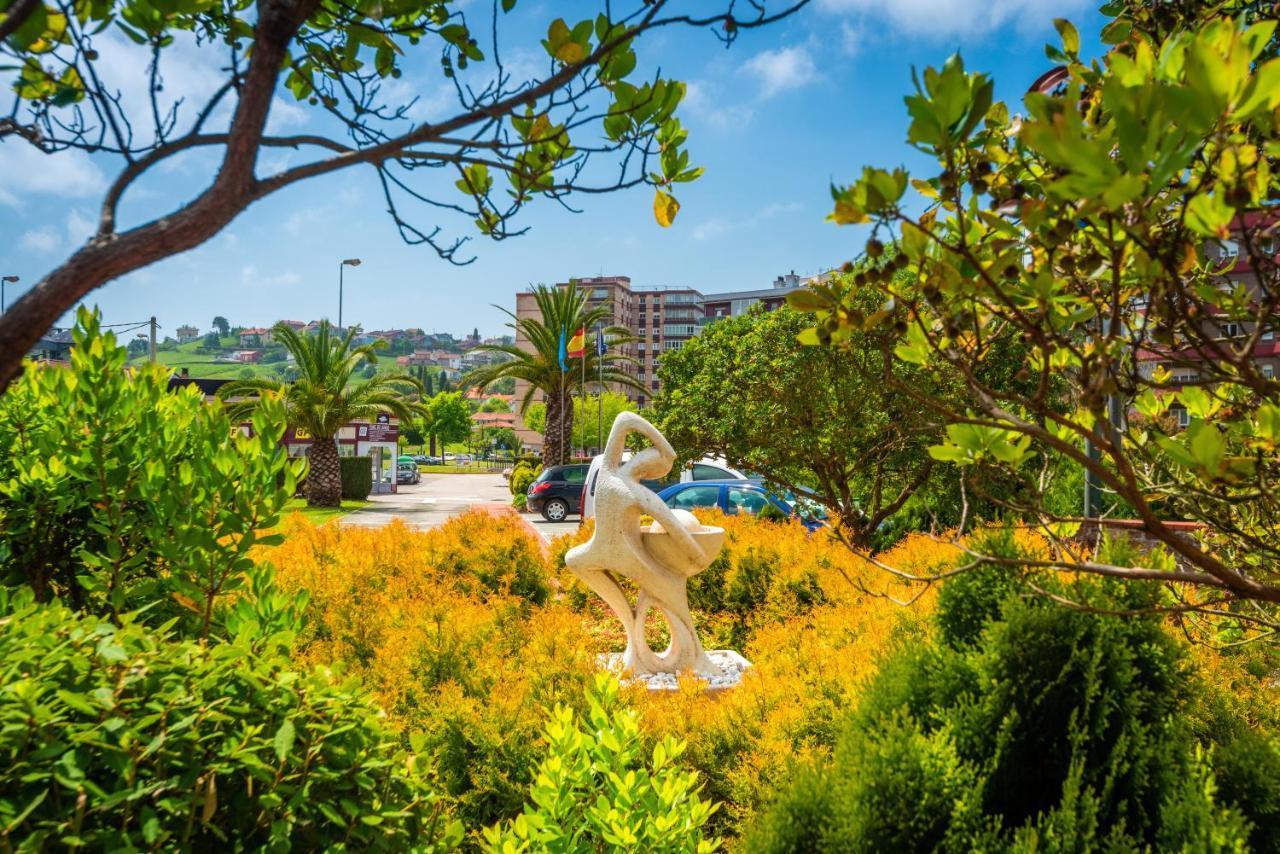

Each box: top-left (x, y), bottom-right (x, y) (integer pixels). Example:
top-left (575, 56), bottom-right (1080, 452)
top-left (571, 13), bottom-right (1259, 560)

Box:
top-left (542, 498), bottom-right (569, 522)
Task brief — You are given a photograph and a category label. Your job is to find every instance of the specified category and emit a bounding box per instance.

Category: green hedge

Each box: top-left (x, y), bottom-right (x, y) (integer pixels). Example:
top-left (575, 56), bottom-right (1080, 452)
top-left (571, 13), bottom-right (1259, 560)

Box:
top-left (340, 456), bottom-right (374, 500)
top-left (0, 585), bottom-right (461, 851)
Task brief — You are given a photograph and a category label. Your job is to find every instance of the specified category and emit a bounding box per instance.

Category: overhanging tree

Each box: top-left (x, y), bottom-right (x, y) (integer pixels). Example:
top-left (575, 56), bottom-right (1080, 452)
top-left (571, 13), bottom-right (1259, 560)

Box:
top-left (0, 0), bottom-right (806, 389)
top-left (794, 4), bottom-right (1280, 620)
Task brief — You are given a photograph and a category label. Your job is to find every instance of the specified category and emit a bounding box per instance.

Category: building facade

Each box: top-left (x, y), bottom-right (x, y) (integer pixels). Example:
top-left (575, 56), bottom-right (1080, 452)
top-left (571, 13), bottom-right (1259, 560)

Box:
top-left (511, 271), bottom-right (821, 451)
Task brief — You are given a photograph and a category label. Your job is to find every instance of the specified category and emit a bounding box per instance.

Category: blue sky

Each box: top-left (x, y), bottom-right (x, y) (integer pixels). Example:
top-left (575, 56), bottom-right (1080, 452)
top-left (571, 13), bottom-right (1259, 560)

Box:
top-left (1, 0), bottom-right (1104, 339)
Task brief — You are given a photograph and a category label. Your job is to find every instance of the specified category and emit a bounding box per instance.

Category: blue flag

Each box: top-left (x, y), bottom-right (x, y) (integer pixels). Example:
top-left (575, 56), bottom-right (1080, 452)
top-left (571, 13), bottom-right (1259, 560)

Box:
top-left (596, 328), bottom-right (607, 357)
top-left (558, 327), bottom-right (568, 372)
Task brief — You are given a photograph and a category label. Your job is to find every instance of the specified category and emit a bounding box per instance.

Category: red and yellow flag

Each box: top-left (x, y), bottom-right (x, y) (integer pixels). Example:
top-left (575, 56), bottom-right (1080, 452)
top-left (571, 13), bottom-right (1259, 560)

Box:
top-left (566, 327), bottom-right (586, 357)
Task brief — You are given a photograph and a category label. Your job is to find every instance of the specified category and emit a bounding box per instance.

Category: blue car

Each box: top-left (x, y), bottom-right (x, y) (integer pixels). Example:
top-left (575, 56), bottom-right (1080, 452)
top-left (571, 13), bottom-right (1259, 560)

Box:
top-left (655, 480), bottom-right (824, 531)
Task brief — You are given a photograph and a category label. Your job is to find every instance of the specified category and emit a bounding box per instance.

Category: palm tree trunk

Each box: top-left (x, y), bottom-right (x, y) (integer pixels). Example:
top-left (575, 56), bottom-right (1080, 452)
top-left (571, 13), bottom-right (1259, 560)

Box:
top-left (306, 437), bottom-right (343, 507)
top-left (543, 392), bottom-right (572, 467)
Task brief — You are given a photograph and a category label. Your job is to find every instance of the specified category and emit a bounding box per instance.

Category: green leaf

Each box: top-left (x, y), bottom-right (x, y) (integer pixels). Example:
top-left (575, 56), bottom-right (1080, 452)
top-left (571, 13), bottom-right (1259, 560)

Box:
top-left (273, 719), bottom-right (296, 762)
top-left (1053, 18), bottom-right (1079, 56)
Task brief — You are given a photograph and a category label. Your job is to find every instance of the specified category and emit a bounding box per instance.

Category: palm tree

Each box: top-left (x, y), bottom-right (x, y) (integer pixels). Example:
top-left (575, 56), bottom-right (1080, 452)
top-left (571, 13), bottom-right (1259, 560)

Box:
top-left (467, 283), bottom-right (640, 466)
top-left (219, 321), bottom-right (423, 507)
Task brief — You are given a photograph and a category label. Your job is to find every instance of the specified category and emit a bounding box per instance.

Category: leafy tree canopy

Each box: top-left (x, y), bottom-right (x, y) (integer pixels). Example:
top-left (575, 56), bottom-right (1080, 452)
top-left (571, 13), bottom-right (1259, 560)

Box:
top-left (0, 0), bottom-right (805, 388)
top-left (793, 3), bottom-right (1280, 609)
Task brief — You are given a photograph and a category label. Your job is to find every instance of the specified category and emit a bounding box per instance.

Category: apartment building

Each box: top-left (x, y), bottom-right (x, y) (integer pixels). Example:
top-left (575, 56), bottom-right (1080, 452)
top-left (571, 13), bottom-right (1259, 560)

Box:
top-left (512, 272), bottom-right (816, 451)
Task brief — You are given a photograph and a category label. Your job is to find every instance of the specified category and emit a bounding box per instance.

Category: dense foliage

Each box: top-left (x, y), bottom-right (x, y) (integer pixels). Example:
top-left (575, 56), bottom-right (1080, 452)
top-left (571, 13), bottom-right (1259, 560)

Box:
top-left (264, 508), bottom-right (940, 841)
top-left (0, 310), bottom-right (299, 637)
top-left (339, 455), bottom-right (375, 500)
top-left (0, 586), bottom-right (462, 851)
top-left (793, 4), bottom-right (1280, 608)
top-left (656, 301), bottom-right (968, 546)
top-left (748, 534), bottom-right (1280, 852)
top-left (0, 317), bottom-right (460, 850)
top-left (483, 676), bottom-right (720, 853)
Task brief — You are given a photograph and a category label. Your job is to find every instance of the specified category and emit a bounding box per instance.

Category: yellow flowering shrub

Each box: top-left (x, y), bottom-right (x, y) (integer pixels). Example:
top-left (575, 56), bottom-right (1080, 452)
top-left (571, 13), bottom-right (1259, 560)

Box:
top-left (255, 510), bottom-right (963, 841)
top-left (259, 513), bottom-right (597, 831)
top-left (550, 511), bottom-right (940, 834)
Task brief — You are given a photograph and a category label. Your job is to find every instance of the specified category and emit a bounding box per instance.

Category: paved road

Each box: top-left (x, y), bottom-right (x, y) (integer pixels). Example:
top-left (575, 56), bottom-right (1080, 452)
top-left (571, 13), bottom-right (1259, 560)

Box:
top-left (343, 472), bottom-right (579, 541)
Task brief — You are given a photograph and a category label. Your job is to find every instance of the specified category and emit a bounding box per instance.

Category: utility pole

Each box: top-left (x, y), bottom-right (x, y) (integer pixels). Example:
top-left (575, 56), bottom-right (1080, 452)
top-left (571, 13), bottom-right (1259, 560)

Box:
top-left (149, 316), bottom-right (158, 363)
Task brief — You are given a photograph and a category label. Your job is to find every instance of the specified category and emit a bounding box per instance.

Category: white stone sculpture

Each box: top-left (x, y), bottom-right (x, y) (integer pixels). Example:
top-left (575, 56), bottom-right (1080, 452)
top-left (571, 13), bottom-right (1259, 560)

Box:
top-left (565, 412), bottom-right (726, 678)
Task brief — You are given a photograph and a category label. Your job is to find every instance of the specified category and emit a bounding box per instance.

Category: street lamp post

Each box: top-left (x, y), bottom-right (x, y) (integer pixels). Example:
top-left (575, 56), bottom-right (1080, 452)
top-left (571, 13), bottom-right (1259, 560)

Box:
top-left (1, 275), bottom-right (18, 313)
top-left (338, 259), bottom-right (361, 329)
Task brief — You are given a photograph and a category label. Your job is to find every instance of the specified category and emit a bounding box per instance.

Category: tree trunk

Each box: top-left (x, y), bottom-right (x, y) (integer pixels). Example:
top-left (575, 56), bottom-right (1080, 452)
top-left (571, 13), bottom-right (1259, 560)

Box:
top-left (0, 0), bottom-right (310, 392)
top-left (306, 438), bottom-right (343, 507)
top-left (429, 435), bottom-right (437, 457)
top-left (543, 391), bottom-right (573, 467)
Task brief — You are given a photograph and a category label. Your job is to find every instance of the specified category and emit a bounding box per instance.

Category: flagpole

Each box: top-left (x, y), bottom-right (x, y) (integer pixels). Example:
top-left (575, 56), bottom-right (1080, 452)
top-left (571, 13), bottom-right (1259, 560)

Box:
top-left (597, 325), bottom-right (605, 453)
top-left (581, 341), bottom-right (586, 456)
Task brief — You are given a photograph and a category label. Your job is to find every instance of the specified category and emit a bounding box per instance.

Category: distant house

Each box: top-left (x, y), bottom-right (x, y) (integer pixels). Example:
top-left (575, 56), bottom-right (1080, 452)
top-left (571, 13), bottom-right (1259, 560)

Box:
top-left (277, 319), bottom-right (306, 332)
top-left (233, 350), bottom-right (263, 364)
top-left (29, 329), bottom-right (74, 363)
top-left (239, 327), bottom-right (271, 347)
top-left (168, 374), bottom-right (233, 402)
top-left (175, 324), bottom-right (200, 343)
top-left (472, 411), bottom-right (517, 429)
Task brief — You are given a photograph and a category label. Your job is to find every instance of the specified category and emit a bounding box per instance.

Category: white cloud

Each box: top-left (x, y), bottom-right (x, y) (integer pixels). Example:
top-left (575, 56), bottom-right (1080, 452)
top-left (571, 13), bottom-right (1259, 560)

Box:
top-left (284, 205), bottom-right (332, 236)
top-left (16, 208), bottom-right (96, 253)
top-left (21, 227), bottom-right (61, 252)
top-left (742, 46), bottom-right (819, 99)
top-left (0, 140), bottom-right (106, 208)
top-left (266, 96), bottom-right (310, 134)
top-left (692, 201), bottom-right (803, 242)
top-left (682, 81), bottom-right (756, 130)
top-left (840, 20), bottom-right (864, 56)
top-left (816, 0), bottom-right (1088, 38)
top-left (241, 265), bottom-right (302, 288)
top-left (65, 209), bottom-right (96, 246)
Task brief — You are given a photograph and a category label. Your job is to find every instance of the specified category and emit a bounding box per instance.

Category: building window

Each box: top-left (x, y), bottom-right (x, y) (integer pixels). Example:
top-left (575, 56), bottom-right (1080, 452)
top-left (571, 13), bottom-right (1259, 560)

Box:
top-left (1222, 322), bottom-right (1241, 338)
top-left (637, 395), bottom-right (646, 406)
top-left (1218, 239), bottom-right (1240, 259)
top-left (1265, 364), bottom-right (1275, 380)
top-left (1170, 404), bottom-right (1190, 428)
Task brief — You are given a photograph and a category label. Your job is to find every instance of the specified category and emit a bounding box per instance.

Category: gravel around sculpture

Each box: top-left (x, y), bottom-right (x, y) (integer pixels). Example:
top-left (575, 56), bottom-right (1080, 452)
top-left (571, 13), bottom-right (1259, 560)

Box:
top-left (566, 412), bottom-right (746, 684)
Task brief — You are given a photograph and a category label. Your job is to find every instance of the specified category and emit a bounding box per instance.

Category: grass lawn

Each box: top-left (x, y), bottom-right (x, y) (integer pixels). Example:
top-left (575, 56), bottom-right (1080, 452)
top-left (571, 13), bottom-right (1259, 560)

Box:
top-left (280, 498), bottom-right (368, 525)
top-left (417, 463), bottom-right (500, 474)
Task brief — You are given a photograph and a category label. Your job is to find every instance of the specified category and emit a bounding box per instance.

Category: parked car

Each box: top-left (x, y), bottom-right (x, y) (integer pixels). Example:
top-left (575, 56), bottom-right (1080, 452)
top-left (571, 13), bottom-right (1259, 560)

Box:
top-left (396, 462), bottom-right (421, 485)
top-left (578, 454), bottom-right (751, 522)
top-left (655, 480), bottom-right (823, 531)
top-left (527, 464), bottom-right (591, 521)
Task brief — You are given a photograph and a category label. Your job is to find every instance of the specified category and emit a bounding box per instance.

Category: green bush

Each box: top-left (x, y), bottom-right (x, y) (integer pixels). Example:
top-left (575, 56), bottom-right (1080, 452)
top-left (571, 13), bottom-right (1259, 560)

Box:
top-left (751, 557), bottom-right (1264, 852)
top-left (508, 462), bottom-right (541, 502)
top-left (0, 584), bottom-right (462, 851)
top-left (483, 675), bottom-right (720, 852)
top-left (340, 455), bottom-right (374, 500)
top-left (933, 528), bottom-right (1024, 650)
top-left (0, 310), bottom-right (300, 638)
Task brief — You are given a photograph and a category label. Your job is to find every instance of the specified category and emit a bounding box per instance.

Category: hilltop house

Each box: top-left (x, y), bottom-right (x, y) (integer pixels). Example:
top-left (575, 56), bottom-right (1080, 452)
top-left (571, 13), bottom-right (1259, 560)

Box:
top-left (175, 324), bottom-right (200, 343)
top-left (239, 327), bottom-right (272, 347)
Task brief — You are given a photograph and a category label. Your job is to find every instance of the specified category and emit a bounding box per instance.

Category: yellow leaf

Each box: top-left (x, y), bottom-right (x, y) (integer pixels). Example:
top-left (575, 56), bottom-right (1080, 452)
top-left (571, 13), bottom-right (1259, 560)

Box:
top-left (653, 189), bottom-right (679, 227)
top-left (555, 41), bottom-right (586, 64)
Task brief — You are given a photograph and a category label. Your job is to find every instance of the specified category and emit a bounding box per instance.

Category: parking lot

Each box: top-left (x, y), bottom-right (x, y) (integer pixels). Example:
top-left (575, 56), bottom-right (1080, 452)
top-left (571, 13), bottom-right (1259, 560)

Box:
top-left (343, 472), bottom-right (580, 541)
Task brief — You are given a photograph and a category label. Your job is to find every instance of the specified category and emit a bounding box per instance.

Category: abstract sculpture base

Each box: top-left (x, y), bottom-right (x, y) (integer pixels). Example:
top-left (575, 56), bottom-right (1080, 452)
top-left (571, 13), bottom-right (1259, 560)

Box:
top-left (599, 649), bottom-right (752, 692)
